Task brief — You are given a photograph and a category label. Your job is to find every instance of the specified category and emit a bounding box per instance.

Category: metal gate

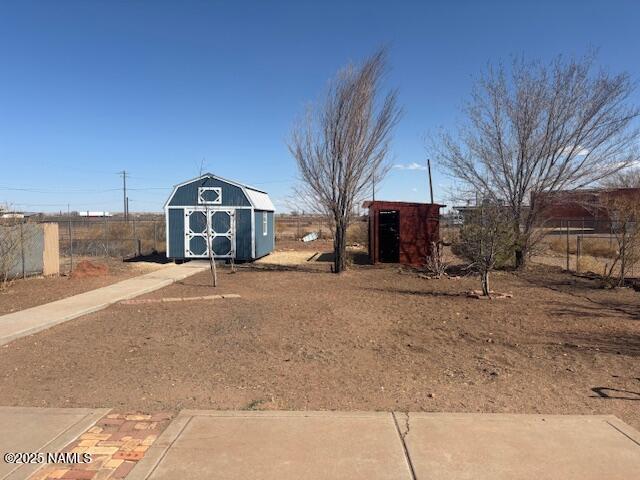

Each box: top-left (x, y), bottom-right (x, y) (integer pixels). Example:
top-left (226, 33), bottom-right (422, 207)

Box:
top-left (184, 208), bottom-right (235, 258)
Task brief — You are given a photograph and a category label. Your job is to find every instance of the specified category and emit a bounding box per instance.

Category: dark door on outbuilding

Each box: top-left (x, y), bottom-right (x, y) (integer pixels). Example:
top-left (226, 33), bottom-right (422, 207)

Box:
top-left (378, 210), bottom-right (400, 262)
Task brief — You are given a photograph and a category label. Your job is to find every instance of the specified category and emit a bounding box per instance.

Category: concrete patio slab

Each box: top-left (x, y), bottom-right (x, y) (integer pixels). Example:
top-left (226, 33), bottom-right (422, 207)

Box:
top-left (127, 411), bottom-right (413, 480)
top-left (0, 407), bottom-right (109, 480)
top-left (0, 261), bottom-right (208, 346)
top-left (403, 413), bottom-right (640, 480)
top-left (2, 410), bottom-right (640, 479)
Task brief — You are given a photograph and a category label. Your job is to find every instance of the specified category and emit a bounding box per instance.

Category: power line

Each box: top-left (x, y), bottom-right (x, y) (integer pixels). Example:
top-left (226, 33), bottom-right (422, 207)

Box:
top-left (0, 186), bottom-right (121, 194)
top-left (9, 201), bottom-right (116, 207)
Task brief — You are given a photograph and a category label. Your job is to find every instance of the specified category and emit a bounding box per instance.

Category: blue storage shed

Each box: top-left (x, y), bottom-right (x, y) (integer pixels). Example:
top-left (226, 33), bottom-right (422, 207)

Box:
top-left (164, 173), bottom-right (275, 262)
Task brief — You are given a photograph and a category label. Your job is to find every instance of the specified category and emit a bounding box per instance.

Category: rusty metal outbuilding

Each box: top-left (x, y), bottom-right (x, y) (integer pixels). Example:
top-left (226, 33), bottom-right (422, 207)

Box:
top-left (365, 201), bottom-right (443, 265)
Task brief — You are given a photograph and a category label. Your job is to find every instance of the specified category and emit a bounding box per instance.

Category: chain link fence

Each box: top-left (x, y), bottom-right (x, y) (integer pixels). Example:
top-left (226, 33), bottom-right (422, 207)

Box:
top-left (536, 219), bottom-right (638, 280)
top-left (33, 216), bottom-right (166, 272)
top-left (441, 216), bottom-right (639, 281)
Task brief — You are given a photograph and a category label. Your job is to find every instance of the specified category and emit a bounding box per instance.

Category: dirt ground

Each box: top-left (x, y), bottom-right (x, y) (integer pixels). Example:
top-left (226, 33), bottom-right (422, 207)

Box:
top-left (274, 238), bottom-right (335, 252)
top-left (0, 262), bottom-right (639, 429)
top-left (0, 258), bottom-right (161, 315)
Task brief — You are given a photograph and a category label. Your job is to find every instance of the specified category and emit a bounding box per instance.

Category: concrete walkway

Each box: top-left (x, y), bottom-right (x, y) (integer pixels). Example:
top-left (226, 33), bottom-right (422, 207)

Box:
top-left (128, 411), bottom-right (640, 480)
top-left (1, 409), bottom-right (639, 479)
top-left (0, 262), bottom-right (208, 346)
top-left (0, 407), bottom-right (109, 480)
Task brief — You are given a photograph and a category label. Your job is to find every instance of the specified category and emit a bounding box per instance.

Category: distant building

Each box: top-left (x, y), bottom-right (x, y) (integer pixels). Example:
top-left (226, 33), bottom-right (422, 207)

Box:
top-left (452, 200), bottom-right (514, 226)
top-left (0, 211), bottom-right (39, 219)
top-left (536, 187), bottom-right (640, 231)
top-left (78, 211), bottom-right (112, 217)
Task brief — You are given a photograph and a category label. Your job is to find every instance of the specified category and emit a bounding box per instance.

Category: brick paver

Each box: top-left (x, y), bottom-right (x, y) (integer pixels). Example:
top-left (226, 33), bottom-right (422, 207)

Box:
top-left (28, 412), bottom-right (173, 480)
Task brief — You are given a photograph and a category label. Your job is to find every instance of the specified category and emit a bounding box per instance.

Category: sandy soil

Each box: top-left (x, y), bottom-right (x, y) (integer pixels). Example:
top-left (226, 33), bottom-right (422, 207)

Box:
top-left (275, 238), bottom-right (335, 252)
top-left (0, 258), bottom-right (162, 315)
top-left (0, 263), bottom-right (638, 429)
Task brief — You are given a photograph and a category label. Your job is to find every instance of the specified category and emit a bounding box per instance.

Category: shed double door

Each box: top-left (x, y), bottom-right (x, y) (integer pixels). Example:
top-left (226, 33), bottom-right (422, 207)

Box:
top-left (184, 208), bottom-right (235, 258)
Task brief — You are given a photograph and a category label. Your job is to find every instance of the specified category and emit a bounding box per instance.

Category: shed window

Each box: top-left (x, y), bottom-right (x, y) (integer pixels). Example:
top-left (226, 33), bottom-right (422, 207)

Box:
top-left (262, 213), bottom-right (268, 236)
top-left (198, 187), bottom-right (222, 205)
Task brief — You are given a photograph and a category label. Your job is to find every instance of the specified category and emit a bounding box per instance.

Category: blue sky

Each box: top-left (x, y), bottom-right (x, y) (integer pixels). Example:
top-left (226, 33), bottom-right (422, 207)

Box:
top-left (1, 0), bottom-right (639, 212)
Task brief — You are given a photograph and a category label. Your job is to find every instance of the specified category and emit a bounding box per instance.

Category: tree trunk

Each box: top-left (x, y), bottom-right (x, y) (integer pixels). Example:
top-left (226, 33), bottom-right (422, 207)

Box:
top-left (333, 221), bottom-right (348, 273)
top-left (514, 249), bottom-right (525, 269)
top-left (206, 209), bottom-right (217, 287)
top-left (513, 221), bottom-right (526, 269)
top-left (481, 270), bottom-right (490, 297)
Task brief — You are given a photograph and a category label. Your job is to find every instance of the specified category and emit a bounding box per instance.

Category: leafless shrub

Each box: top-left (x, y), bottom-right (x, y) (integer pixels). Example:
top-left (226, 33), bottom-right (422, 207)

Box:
top-left (424, 241), bottom-right (449, 278)
top-left (454, 204), bottom-right (515, 296)
top-left (0, 217), bottom-right (37, 288)
top-left (599, 193), bottom-right (640, 286)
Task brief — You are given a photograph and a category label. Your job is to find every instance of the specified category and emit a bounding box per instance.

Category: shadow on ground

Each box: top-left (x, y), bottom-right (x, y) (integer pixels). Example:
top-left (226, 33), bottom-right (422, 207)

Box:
top-left (124, 251), bottom-right (172, 264)
top-left (591, 387), bottom-right (640, 400)
top-left (315, 250), bottom-right (370, 265)
top-left (363, 286), bottom-right (466, 298)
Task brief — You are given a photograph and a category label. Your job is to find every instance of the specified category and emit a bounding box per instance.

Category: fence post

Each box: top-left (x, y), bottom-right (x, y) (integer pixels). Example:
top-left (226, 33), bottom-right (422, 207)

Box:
top-left (153, 221), bottom-right (157, 252)
top-left (68, 217), bottom-right (73, 272)
top-left (20, 222), bottom-right (25, 279)
top-left (576, 235), bottom-right (581, 273)
top-left (620, 224), bottom-right (626, 286)
top-left (104, 215), bottom-right (109, 257)
top-left (565, 220), bottom-right (570, 271)
top-left (132, 217), bottom-right (137, 257)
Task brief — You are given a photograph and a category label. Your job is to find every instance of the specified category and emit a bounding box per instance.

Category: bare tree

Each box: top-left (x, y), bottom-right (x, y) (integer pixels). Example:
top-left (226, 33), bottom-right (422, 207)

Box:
top-left (205, 206), bottom-right (217, 287)
top-left (600, 192), bottom-right (640, 286)
top-left (289, 48), bottom-right (401, 273)
top-left (198, 161), bottom-right (218, 286)
top-left (602, 166), bottom-right (640, 189)
top-left (455, 204), bottom-right (515, 297)
top-left (597, 167), bottom-right (640, 286)
top-left (434, 54), bottom-right (639, 268)
top-left (0, 224), bottom-right (22, 287)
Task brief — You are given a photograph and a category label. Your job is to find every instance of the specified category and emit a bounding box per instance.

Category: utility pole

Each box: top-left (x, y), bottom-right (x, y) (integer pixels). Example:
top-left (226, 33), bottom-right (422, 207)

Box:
top-left (372, 168), bottom-right (376, 202)
top-left (427, 158), bottom-right (434, 204)
top-left (120, 170), bottom-right (128, 222)
top-left (67, 203), bottom-right (73, 272)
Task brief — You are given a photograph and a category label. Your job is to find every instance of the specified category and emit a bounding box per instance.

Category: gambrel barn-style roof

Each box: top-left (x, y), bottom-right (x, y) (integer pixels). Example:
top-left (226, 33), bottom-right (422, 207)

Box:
top-left (164, 173), bottom-right (275, 211)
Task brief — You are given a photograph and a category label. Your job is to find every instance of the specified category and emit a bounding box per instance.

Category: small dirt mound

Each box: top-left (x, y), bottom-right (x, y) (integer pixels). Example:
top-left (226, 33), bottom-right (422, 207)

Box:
top-left (70, 260), bottom-right (109, 279)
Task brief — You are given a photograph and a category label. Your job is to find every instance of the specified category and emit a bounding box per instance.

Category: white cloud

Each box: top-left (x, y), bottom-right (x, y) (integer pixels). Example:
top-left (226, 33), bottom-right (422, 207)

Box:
top-left (393, 162), bottom-right (427, 171)
top-left (559, 145), bottom-right (590, 156)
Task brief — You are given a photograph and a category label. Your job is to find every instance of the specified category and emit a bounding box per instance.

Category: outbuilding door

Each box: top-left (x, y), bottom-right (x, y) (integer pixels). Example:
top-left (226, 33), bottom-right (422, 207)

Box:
top-left (378, 210), bottom-right (400, 262)
top-left (184, 208), bottom-right (235, 258)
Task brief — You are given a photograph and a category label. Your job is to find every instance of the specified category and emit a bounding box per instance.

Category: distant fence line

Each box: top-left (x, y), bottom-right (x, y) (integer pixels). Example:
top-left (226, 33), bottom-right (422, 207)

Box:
top-left (442, 217), bottom-right (638, 279)
top-left (275, 214), bottom-right (331, 241)
top-left (25, 217), bottom-right (165, 272)
top-left (540, 218), bottom-right (638, 279)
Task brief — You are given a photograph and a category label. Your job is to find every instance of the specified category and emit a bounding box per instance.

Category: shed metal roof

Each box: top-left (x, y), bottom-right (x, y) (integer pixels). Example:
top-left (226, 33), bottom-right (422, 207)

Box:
top-left (245, 188), bottom-right (275, 211)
